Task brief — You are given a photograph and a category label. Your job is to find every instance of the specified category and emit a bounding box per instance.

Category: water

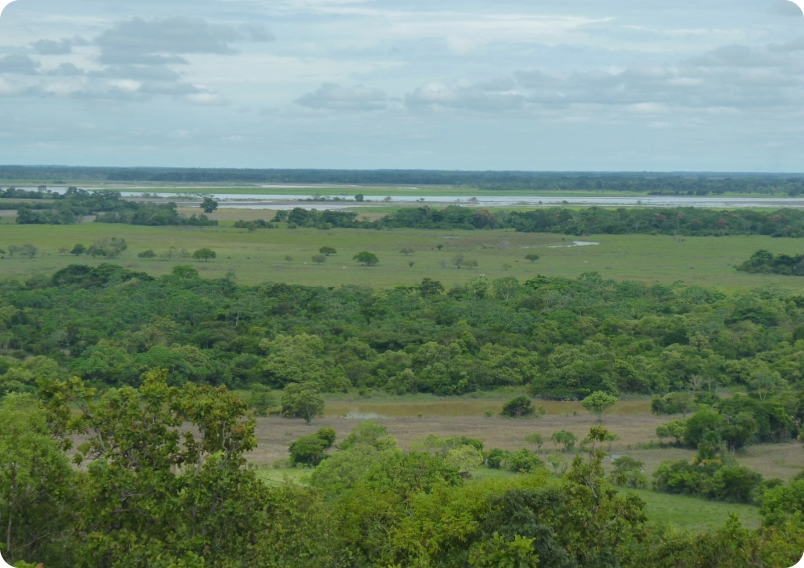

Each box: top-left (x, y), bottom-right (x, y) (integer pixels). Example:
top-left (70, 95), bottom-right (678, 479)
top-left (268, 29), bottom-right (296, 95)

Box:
top-left (11, 186), bottom-right (804, 209)
top-left (547, 241), bottom-right (600, 248)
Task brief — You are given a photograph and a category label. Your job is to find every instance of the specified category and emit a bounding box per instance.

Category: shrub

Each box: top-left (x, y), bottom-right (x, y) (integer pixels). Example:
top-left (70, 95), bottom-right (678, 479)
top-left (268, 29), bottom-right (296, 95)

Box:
top-left (501, 396), bottom-right (535, 418)
top-left (550, 430), bottom-right (578, 453)
top-left (192, 248), bottom-right (216, 261)
top-left (485, 448), bottom-right (510, 469)
top-left (138, 249), bottom-right (157, 259)
top-left (507, 448), bottom-right (544, 473)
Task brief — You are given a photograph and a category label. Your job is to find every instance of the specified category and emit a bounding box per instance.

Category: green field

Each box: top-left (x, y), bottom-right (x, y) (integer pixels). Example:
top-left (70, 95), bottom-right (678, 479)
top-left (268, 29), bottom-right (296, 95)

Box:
top-left (2, 221), bottom-right (804, 290)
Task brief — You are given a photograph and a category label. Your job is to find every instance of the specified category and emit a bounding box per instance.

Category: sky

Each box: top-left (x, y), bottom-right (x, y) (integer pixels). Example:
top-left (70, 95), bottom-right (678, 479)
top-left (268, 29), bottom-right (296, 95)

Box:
top-left (0, 0), bottom-right (803, 171)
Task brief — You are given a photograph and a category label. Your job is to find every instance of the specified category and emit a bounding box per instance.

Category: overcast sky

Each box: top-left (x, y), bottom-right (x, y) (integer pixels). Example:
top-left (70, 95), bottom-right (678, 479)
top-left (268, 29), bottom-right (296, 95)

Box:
top-left (0, 0), bottom-right (803, 171)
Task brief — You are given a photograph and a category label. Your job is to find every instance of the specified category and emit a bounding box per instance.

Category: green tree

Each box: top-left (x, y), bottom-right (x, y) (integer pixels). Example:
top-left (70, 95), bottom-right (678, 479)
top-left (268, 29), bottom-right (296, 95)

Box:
top-left (171, 265), bottom-right (199, 279)
top-left (289, 428), bottom-right (336, 467)
top-left (70, 243), bottom-right (86, 256)
top-left (281, 382), bottom-right (325, 423)
top-left (312, 254), bottom-right (326, 265)
top-left (284, 254), bottom-right (294, 264)
top-left (524, 432), bottom-right (544, 451)
top-left (319, 246), bottom-right (337, 256)
top-left (501, 396), bottom-right (535, 418)
top-left (200, 197), bottom-right (219, 213)
top-left (354, 194), bottom-right (364, 202)
top-left (138, 249), bottom-right (157, 259)
top-left (419, 277), bottom-right (445, 297)
top-left (609, 456), bottom-right (648, 488)
top-left (0, 394), bottom-right (75, 566)
top-left (581, 391), bottom-right (618, 420)
top-left (469, 533), bottom-right (539, 568)
top-left (551, 430), bottom-right (578, 452)
top-left (192, 248), bottom-right (216, 261)
top-left (525, 254), bottom-right (540, 263)
top-left (400, 247), bottom-right (414, 255)
top-left (492, 276), bottom-right (520, 300)
top-left (353, 251), bottom-right (379, 266)
top-left (245, 384), bottom-right (276, 417)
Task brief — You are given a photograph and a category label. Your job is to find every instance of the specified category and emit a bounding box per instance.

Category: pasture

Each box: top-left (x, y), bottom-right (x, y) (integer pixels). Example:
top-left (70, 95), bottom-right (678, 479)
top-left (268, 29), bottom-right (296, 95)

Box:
top-left (1, 216), bottom-right (804, 289)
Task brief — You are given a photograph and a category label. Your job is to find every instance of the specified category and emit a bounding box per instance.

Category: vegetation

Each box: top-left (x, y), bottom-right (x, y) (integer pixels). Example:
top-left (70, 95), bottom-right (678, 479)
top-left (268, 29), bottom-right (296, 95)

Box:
top-left (737, 249), bottom-right (804, 276)
top-left (582, 391), bottom-right (619, 419)
top-left (7, 167), bottom-right (804, 195)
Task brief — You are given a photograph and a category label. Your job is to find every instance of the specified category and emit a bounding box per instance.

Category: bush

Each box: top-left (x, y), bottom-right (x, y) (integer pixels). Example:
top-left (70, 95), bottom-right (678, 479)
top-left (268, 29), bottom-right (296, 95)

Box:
top-left (652, 458), bottom-right (764, 503)
top-left (610, 456), bottom-right (648, 488)
top-left (550, 430), bottom-right (578, 453)
top-left (501, 396), bottom-right (535, 418)
top-left (289, 427), bottom-right (336, 467)
top-left (507, 448), bottom-right (544, 473)
top-left (192, 248), bottom-right (216, 261)
top-left (485, 448), bottom-right (510, 469)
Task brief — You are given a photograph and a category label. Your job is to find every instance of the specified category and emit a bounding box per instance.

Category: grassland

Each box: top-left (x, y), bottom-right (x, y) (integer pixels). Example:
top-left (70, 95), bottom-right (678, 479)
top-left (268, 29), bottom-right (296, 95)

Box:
top-left (2, 216), bottom-right (804, 290)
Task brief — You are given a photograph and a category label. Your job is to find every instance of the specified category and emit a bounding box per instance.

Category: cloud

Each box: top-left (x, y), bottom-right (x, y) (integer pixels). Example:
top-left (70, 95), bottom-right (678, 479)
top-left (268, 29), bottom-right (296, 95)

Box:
top-left (0, 54), bottom-right (41, 75)
top-left (405, 80), bottom-right (526, 112)
top-left (31, 38), bottom-right (84, 55)
top-left (295, 83), bottom-right (388, 110)
top-left (95, 17), bottom-right (271, 65)
top-left (185, 92), bottom-right (229, 105)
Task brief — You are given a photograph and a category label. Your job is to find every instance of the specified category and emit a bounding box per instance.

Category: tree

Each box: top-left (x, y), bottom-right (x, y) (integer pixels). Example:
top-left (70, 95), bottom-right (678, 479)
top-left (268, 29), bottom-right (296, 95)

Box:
top-left (524, 432), bottom-right (544, 451)
top-left (0, 394), bottom-right (75, 566)
top-left (192, 248), bottom-right (216, 261)
top-left (525, 254), bottom-right (540, 263)
top-left (609, 456), bottom-right (648, 488)
top-left (353, 251), bottom-right (379, 266)
top-left (465, 259), bottom-right (478, 269)
top-left (501, 396), bottom-right (535, 418)
top-left (551, 430), bottom-right (578, 452)
top-left (312, 254), bottom-right (326, 265)
top-left (171, 265), bottom-right (199, 279)
top-left (419, 277), bottom-right (444, 297)
top-left (281, 382), bottom-right (325, 423)
top-left (581, 391), bottom-right (618, 420)
top-left (502, 263), bottom-right (512, 271)
top-left (452, 253), bottom-right (465, 269)
top-left (70, 243), bottom-right (86, 256)
top-left (492, 276), bottom-right (520, 300)
top-left (354, 194), bottom-right (364, 202)
top-left (284, 254), bottom-right (294, 264)
top-left (319, 246), bottom-right (337, 256)
top-left (289, 428), bottom-right (336, 466)
top-left (400, 247), bottom-right (414, 255)
top-left (138, 249), bottom-right (157, 259)
top-left (446, 445), bottom-right (484, 473)
top-left (200, 197), bottom-right (219, 213)
top-left (245, 384), bottom-right (276, 417)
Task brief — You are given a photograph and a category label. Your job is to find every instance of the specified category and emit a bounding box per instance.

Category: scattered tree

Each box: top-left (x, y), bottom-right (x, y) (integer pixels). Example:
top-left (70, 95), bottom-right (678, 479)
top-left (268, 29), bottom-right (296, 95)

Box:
top-left (581, 391), bottom-right (619, 420)
top-left (284, 254), bottom-right (294, 264)
top-left (501, 396), bottom-right (535, 418)
top-left (465, 259), bottom-right (479, 269)
top-left (452, 253), bottom-right (465, 269)
top-left (192, 248), bottom-right (216, 262)
top-left (70, 244), bottom-right (86, 256)
top-left (200, 197), bottom-right (219, 214)
top-left (551, 430), bottom-right (578, 453)
top-left (138, 249), bottom-right (157, 259)
top-left (524, 432), bottom-right (544, 451)
top-left (289, 428), bottom-right (336, 466)
top-left (319, 246), bottom-right (337, 256)
top-left (525, 254), bottom-right (540, 263)
top-left (353, 251), bottom-right (379, 266)
top-left (281, 382), bottom-right (325, 423)
top-left (400, 247), bottom-right (414, 255)
top-left (312, 254), bottom-right (326, 265)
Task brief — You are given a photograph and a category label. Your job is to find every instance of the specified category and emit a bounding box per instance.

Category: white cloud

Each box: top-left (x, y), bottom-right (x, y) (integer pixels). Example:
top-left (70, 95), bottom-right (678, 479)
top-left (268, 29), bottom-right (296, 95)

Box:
top-left (295, 83), bottom-right (388, 110)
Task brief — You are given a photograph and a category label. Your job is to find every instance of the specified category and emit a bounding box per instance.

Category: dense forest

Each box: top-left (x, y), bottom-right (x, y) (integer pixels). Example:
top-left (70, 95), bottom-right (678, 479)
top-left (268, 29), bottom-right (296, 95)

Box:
top-left (4, 189), bottom-right (216, 226)
top-left (2, 166), bottom-right (804, 194)
top-left (278, 205), bottom-right (804, 237)
top-left (2, 264), bottom-right (804, 401)
top-left (5, 266), bottom-right (804, 567)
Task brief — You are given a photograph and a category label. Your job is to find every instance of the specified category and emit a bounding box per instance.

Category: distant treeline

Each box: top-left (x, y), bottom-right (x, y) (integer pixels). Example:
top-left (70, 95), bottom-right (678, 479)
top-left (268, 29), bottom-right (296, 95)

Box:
top-left (737, 250), bottom-right (804, 276)
top-left (275, 205), bottom-right (804, 237)
top-left (3, 166), bottom-right (804, 194)
top-left (7, 188), bottom-right (216, 226)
